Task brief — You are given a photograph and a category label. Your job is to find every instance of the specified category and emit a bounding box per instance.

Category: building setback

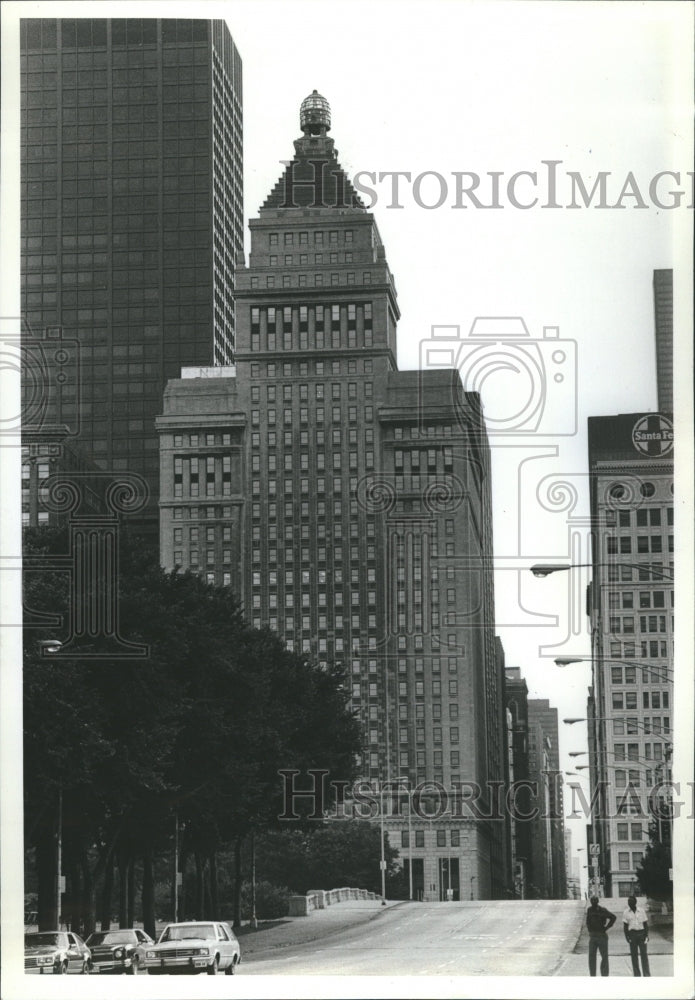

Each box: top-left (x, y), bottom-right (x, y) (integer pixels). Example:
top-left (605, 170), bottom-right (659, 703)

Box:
top-left (587, 410), bottom-right (674, 899)
top-left (20, 18), bottom-right (242, 532)
top-left (157, 92), bottom-right (510, 900)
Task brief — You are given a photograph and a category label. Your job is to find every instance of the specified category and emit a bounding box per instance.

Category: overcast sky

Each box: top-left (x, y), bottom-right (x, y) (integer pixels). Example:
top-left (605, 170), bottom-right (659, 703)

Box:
top-left (2, 0), bottom-right (693, 904)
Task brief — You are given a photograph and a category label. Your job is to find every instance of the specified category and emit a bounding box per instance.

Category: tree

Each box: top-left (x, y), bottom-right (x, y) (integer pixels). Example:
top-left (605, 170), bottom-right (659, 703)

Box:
top-left (251, 821), bottom-right (400, 896)
top-left (635, 820), bottom-right (672, 903)
top-left (23, 526), bottom-right (363, 932)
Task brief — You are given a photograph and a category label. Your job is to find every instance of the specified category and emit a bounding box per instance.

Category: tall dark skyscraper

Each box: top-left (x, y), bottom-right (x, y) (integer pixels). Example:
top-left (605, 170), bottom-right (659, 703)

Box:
top-left (20, 18), bottom-right (242, 529)
top-left (158, 93), bottom-right (510, 900)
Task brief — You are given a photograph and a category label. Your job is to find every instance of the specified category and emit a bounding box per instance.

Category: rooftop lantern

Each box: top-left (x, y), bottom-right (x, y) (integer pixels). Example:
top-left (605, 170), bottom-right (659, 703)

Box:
top-left (300, 89), bottom-right (331, 136)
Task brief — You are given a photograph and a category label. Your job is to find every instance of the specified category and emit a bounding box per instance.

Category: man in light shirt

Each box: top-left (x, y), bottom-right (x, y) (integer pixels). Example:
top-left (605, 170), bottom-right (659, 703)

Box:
top-left (622, 895), bottom-right (650, 976)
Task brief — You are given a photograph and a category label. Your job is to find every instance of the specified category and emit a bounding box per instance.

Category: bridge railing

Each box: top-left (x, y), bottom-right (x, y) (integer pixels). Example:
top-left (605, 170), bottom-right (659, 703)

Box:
top-left (288, 887), bottom-right (381, 916)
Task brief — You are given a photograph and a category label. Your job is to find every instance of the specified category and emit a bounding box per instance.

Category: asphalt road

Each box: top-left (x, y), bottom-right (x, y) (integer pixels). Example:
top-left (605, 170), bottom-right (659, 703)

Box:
top-left (242, 899), bottom-right (585, 976)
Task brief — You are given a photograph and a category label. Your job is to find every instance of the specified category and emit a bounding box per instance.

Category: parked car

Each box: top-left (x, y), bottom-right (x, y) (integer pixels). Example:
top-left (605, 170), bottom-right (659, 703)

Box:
top-left (85, 928), bottom-right (154, 974)
top-left (24, 931), bottom-right (91, 974)
top-left (143, 921), bottom-right (241, 975)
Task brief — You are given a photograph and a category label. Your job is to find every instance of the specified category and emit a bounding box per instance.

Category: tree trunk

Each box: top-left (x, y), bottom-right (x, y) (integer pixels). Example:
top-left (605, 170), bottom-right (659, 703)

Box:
top-left (179, 846), bottom-right (189, 921)
top-left (209, 851), bottom-right (219, 918)
top-left (233, 836), bottom-right (243, 928)
top-left (127, 858), bottom-right (136, 927)
top-left (99, 851), bottom-right (114, 930)
top-left (66, 856), bottom-right (80, 933)
top-left (36, 822), bottom-right (58, 931)
top-left (80, 848), bottom-right (96, 937)
top-left (118, 852), bottom-right (128, 928)
top-left (195, 851), bottom-right (205, 920)
top-left (142, 845), bottom-right (156, 939)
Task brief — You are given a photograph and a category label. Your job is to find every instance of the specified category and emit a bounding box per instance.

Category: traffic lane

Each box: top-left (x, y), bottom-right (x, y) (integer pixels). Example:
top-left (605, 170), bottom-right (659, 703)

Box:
top-left (243, 900), bottom-right (584, 976)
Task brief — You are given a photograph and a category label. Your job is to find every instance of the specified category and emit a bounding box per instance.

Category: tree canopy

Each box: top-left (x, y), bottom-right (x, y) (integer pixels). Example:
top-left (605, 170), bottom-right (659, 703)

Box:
top-left (23, 526), bottom-right (362, 933)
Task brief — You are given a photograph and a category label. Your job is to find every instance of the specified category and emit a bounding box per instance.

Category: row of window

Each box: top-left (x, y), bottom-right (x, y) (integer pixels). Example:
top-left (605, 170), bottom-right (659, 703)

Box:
top-left (268, 230), bottom-right (354, 247)
top-left (172, 432), bottom-right (233, 448)
top-left (267, 252), bottom-right (357, 266)
top-left (605, 506), bottom-right (673, 526)
top-left (610, 664), bottom-right (671, 684)
top-left (613, 743), bottom-right (668, 761)
top-left (607, 590), bottom-right (671, 609)
top-left (606, 563), bottom-right (673, 582)
top-left (611, 717), bottom-right (670, 735)
top-left (612, 690), bottom-right (669, 709)
top-left (251, 429), bottom-right (374, 452)
top-left (250, 406), bottom-right (375, 428)
top-left (608, 640), bottom-right (673, 659)
top-left (251, 381), bottom-right (371, 403)
top-left (171, 505), bottom-right (233, 520)
top-left (607, 535), bottom-right (674, 553)
top-left (616, 851), bottom-right (643, 871)
top-left (607, 614), bottom-right (673, 634)
top-left (247, 356), bottom-right (378, 379)
top-left (251, 272), bottom-right (372, 289)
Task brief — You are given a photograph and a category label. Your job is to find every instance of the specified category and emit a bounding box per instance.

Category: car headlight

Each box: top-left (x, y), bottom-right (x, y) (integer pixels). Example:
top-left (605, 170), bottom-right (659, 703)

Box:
top-left (38, 956), bottom-right (54, 965)
top-left (145, 950), bottom-right (156, 959)
top-left (197, 947), bottom-right (209, 957)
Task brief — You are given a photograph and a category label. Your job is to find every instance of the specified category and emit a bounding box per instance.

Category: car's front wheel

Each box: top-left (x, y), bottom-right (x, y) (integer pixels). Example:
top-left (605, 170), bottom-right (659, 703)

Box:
top-left (56, 960), bottom-right (68, 975)
top-left (207, 955), bottom-right (220, 975)
top-left (225, 957), bottom-right (237, 975)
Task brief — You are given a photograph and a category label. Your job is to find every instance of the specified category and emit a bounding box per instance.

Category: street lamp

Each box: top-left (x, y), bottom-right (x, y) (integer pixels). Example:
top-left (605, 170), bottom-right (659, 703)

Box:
top-left (39, 638), bottom-right (63, 655)
top-left (555, 655), bottom-right (673, 678)
top-left (530, 562), bottom-right (674, 581)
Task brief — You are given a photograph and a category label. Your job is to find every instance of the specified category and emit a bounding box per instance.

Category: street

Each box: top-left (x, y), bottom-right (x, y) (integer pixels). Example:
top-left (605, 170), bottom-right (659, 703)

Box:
top-left (243, 899), bottom-right (584, 976)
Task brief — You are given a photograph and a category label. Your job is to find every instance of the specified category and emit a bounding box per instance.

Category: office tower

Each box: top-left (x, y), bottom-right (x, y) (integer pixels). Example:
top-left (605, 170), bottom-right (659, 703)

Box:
top-left (527, 699), bottom-right (566, 899)
top-left (158, 92), bottom-right (510, 900)
top-left (505, 665), bottom-right (531, 898)
top-left (587, 411), bottom-right (674, 898)
top-left (653, 269), bottom-right (673, 413)
top-left (20, 18), bottom-right (242, 532)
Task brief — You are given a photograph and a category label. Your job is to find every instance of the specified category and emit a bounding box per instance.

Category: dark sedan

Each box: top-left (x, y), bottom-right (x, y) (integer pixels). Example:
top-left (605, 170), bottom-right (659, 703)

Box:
top-left (24, 931), bottom-right (91, 974)
top-left (85, 928), bottom-right (154, 974)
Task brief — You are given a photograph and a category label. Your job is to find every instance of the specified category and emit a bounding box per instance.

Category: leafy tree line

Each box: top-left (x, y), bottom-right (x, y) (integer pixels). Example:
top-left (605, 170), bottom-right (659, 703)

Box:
top-left (23, 527), bottom-right (363, 936)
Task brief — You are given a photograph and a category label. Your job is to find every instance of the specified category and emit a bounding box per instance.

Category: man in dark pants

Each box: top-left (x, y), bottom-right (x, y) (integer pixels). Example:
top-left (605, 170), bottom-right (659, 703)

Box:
top-left (586, 896), bottom-right (617, 976)
top-left (622, 896), bottom-right (650, 976)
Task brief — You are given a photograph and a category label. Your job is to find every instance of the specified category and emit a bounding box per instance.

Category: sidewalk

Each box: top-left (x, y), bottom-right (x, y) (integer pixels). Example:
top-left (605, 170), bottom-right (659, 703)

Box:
top-left (236, 898), bottom-right (404, 957)
top-left (553, 903), bottom-right (673, 977)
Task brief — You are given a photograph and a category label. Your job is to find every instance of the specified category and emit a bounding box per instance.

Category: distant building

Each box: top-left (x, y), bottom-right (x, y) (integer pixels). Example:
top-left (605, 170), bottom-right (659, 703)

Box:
top-left (20, 17), bottom-right (243, 534)
top-left (157, 92), bottom-right (510, 901)
top-left (653, 269), bottom-right (673, 413)
top-left (505, 665), bottom-right (531, 898)
top-left (527, 699), bottom-right (567, 899)
top-left (587, 410), bottom-right (674, 898)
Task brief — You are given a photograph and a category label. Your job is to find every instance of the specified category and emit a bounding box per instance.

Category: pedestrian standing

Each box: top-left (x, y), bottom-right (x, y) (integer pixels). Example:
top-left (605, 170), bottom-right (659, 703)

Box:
top-left (586, 896), bottom-right (616, 976)
top-left (622, 895), bottom-right (650, 976)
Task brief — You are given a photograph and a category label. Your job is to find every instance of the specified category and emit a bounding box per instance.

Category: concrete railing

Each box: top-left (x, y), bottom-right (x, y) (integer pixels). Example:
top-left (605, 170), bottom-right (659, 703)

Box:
top-left (288, 887), bottom-right (381, 916)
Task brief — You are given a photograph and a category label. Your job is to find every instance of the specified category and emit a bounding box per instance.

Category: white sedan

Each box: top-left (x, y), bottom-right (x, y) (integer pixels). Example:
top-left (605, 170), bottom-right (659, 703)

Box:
top-left (143, 921), bottom-right (241, 975)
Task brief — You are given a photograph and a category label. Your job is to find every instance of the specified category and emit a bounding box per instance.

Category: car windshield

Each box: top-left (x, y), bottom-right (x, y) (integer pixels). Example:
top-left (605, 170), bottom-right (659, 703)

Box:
top-left (161, 924), bottom-right (216, 942)
top-left (25, 933), bottom-right (65, 948)
top-left (86, 931), bottom-right (134, 945)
